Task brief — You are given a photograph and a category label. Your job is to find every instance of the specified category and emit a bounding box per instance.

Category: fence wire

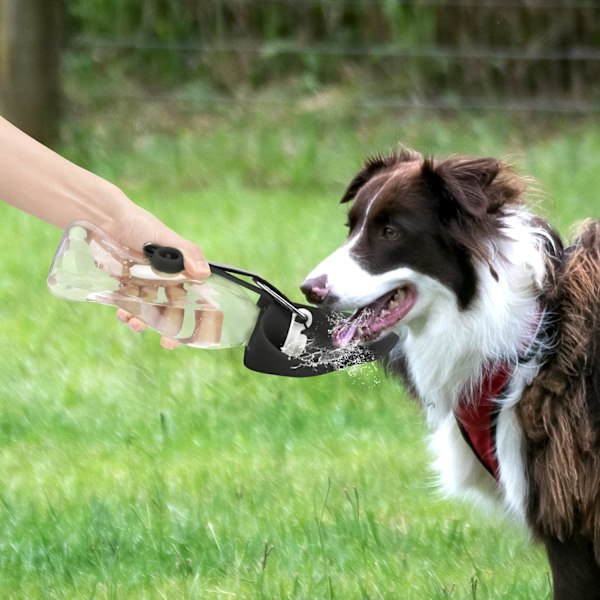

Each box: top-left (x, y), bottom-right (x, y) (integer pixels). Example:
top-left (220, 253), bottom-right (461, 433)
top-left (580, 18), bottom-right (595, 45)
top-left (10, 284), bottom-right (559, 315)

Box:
top-left (71, 38), bottom-right (600, 62)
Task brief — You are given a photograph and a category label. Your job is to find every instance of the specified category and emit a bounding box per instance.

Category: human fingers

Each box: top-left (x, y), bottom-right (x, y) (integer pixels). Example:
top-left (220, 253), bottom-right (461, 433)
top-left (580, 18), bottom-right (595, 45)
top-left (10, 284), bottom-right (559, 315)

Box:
top-left (116, 308), bottom-right (180, 349)
top-left (160, 337), bottom-right (180, 350)
top-left (129, 210), bottom-right (210, 279)
top-left (116, 309), bottom-right (148, 333)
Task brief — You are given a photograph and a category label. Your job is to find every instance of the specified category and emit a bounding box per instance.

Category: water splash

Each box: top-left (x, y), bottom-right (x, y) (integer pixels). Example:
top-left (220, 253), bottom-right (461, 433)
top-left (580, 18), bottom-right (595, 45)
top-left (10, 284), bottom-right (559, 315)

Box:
top-left (291, 310), bottom-right (383, 382)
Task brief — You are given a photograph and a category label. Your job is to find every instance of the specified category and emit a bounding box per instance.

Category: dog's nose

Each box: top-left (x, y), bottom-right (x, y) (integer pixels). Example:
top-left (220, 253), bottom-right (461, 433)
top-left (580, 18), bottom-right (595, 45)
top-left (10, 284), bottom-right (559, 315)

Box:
top-left (300, 274), bottom-right (330, 305)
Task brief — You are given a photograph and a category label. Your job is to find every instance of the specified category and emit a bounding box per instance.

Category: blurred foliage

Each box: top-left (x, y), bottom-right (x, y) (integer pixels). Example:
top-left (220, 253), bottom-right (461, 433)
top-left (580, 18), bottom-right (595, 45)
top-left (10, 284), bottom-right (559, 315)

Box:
top-left (65, 0), bottom-right (437, 90)
top-left (64, 0), bottom-right (600, 111)
top-left (66, 0), bottom-right (432, 44)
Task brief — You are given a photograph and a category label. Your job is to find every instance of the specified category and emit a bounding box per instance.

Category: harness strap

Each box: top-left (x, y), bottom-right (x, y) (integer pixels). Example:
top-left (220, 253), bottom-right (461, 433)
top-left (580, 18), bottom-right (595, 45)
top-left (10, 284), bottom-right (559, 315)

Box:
top-left (454, 363), bottom-right (512, 481)
top-left (453, 302), bottom-right (555, 481)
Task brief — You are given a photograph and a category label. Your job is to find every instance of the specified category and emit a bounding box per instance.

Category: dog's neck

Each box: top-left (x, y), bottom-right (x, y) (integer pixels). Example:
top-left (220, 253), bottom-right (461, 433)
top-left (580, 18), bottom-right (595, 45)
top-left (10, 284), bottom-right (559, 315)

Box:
top-left (395, 209), bottom-right (555, 425)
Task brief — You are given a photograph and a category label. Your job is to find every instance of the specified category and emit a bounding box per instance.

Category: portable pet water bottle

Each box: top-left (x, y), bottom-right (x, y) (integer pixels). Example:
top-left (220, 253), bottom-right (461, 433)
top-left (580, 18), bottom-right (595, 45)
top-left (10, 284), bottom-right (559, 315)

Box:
top-left (48, 221), bottom-right (397, 377)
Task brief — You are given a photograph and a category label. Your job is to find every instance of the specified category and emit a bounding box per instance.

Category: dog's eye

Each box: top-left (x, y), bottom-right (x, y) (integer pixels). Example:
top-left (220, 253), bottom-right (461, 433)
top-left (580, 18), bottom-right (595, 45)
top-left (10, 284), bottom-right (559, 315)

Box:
top-left (382, 225), bottom-right (400, 241)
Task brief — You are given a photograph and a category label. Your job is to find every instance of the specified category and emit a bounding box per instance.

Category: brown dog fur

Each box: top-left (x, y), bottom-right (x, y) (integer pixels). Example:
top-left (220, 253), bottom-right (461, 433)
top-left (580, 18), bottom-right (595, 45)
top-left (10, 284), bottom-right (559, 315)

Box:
top-left (518, 221), bottom-right (600, 561)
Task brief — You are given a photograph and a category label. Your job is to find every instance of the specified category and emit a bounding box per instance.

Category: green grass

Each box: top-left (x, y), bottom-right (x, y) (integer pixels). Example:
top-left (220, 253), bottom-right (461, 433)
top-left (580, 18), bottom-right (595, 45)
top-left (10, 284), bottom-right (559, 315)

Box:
top-left (1, 103), bottom-right (598, 598)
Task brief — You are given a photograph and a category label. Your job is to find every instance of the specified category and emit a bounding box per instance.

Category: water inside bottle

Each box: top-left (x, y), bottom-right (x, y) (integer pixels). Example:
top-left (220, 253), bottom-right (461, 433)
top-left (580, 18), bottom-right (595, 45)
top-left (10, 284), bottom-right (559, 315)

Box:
top-left (47, 221), bottom-right (260, 348)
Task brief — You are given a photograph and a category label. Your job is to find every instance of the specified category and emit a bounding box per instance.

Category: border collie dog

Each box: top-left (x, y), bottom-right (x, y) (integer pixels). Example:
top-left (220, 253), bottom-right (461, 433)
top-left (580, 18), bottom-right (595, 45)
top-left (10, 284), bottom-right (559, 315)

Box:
top-left (301, 149), bottom-right (600, 599)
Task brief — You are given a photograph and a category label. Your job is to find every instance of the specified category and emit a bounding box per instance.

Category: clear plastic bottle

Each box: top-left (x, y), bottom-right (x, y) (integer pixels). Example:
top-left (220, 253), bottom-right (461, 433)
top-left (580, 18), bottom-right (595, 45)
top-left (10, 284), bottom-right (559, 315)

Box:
top-left (47, 221), bottom-right (260, 348)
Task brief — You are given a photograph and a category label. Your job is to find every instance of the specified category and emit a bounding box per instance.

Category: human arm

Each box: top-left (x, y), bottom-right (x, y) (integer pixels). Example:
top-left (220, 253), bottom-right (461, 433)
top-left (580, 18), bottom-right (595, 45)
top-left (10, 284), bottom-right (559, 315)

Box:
top-left (0, 116), bottom-right (209, 347)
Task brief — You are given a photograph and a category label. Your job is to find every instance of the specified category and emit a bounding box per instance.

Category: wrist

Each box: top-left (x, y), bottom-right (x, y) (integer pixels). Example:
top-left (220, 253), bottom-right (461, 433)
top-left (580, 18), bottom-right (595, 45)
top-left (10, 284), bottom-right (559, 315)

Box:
top-left (94, 183), bottom-right (138, 239)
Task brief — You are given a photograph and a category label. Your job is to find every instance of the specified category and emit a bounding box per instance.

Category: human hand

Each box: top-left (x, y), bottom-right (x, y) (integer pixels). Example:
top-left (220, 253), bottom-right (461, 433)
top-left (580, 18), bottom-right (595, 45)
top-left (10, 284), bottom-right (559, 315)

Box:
top-left (103, 202), bottom-right (210, 349)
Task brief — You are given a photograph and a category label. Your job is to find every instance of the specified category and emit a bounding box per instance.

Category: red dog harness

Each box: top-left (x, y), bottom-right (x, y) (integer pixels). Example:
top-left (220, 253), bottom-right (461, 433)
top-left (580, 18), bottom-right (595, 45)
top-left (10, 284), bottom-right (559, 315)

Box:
top-left (454, 363), bottom-right (512, 481)
top-left (453, 305), bottom-right (553, 482)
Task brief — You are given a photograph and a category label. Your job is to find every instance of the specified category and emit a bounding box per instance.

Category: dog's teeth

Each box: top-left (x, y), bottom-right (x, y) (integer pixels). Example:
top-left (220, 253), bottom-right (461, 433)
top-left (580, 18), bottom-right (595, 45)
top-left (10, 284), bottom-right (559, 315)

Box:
top-left (387, 288), bottom-right (406, 311)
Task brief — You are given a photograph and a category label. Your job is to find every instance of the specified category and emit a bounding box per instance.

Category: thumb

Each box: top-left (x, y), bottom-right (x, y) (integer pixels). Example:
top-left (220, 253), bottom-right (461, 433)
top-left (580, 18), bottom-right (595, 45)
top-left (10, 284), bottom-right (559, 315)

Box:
top-left (108, 206), bottom-right (211, 279)
top-left (136, 212), bottom-right (210, 279)
top-left (176, 238), bottom-right (211, 279)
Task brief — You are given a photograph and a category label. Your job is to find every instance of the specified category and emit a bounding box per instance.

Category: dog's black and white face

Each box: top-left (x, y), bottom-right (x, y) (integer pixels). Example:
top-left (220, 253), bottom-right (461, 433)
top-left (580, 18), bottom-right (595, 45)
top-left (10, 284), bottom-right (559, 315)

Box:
top-left (301, 150), bottom-right (522, 347)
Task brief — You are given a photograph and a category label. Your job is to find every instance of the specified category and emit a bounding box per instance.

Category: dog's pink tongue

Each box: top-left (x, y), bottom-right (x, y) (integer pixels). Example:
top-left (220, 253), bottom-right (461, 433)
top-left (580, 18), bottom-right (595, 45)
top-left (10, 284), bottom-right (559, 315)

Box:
top-left (332, 320), bottom-right (359, 348)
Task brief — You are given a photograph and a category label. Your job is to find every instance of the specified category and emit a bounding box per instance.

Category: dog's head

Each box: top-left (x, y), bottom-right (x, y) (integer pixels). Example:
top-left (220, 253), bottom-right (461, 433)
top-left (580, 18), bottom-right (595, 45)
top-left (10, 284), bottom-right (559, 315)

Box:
top-left (301, 149), bottom-right (525, 346)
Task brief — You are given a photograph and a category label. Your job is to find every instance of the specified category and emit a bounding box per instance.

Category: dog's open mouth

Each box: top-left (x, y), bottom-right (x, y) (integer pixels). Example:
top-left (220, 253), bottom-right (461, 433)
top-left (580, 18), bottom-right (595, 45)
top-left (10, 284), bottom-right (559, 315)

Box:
top-left (332, 285), bottom-right (417, 347)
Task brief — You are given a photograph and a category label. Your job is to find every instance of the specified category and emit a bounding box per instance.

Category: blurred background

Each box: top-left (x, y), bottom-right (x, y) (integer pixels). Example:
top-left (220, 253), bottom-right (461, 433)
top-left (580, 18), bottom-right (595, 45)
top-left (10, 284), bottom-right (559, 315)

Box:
top-left (0, 2), bottom-right (599, 598)
top-left (1, 0), bottom-right (599, 145)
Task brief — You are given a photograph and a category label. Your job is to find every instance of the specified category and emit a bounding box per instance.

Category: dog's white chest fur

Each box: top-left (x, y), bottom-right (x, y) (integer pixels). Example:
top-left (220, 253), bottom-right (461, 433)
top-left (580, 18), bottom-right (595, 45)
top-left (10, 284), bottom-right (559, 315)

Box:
top-left (396, 213), bottom-right (552, 519)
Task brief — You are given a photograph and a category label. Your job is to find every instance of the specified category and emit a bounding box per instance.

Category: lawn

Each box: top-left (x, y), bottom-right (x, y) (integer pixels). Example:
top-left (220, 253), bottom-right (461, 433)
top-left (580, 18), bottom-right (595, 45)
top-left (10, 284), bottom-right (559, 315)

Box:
top-left (1, 102), bottom-right (598, 598)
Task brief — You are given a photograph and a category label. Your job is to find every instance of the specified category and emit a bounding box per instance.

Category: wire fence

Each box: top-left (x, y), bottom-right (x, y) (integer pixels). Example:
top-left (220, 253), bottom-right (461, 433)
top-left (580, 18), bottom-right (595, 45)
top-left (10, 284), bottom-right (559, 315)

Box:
top-left (65, 0), bottom-right (600, 114)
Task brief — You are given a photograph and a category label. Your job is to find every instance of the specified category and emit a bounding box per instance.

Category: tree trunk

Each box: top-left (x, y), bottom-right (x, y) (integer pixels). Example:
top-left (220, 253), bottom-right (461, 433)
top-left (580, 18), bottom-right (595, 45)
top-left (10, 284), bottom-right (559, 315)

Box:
top-left (0, 0), bottom-right (62, 145)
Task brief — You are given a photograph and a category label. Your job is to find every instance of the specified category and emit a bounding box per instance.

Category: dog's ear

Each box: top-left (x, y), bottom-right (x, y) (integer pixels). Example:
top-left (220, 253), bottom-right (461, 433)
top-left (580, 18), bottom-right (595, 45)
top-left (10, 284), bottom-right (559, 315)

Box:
top-left (341, 148), bottom-right (421, 203)
top-left (421, 157), bottom-right (502, 220)
top-left (340, 155), bottom-right (398, 204)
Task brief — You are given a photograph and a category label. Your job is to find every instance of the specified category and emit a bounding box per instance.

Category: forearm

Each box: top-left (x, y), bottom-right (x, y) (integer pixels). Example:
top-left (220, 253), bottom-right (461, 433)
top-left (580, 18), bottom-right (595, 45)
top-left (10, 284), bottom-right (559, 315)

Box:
top-left (0, 116), bottom-right (135, 229)
top-left (0, 116), bottom-right (208, 280)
